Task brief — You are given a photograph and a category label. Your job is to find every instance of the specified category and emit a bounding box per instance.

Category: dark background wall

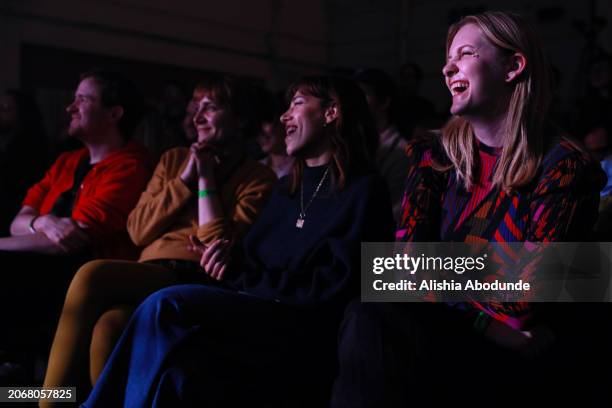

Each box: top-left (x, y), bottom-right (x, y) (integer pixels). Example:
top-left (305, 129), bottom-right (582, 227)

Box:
top-left (1, 0), bottom-right (611, 135)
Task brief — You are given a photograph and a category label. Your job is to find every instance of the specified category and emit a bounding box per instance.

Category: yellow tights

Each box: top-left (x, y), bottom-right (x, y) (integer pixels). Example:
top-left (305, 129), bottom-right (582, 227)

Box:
top-left (41, 259), bottom-right (179, 406)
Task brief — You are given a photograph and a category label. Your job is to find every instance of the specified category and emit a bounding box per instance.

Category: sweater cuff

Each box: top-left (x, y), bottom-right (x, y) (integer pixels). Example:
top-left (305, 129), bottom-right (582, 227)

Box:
top-left (196, 217), bottom-right (231, 245)
top-left (169, 177), bottom-right (195, 202)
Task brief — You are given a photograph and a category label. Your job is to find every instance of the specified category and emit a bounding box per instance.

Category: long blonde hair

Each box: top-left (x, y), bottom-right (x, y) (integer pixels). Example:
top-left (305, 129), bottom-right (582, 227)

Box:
top-left (437, 11), bottom-right (553, 192)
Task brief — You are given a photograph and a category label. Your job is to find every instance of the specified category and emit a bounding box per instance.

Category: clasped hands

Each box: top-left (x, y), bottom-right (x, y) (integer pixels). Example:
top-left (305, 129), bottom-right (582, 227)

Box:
top-left (34, 214), bottom-right (91, 253)
top-left (188, 234), bottom-right (231, 281)
top-left (180, 142), bottom-right (220, 186)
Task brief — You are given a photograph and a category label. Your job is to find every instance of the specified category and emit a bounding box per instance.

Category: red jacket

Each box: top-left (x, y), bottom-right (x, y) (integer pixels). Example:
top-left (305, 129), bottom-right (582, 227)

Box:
top-left (23, 141), bottom-right (152, 259)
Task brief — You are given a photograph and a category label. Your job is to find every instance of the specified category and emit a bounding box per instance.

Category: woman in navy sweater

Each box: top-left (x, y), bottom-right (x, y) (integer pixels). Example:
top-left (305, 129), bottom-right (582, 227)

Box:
top-left (82, 76), bottom-right (395, 407)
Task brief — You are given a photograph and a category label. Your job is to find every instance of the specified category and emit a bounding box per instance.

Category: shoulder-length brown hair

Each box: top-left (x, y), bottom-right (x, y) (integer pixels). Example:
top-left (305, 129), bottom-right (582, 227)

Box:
top-left (285, 75), bottom-right (379, 193)
top-left (437, 11), bottom-right (554, 192)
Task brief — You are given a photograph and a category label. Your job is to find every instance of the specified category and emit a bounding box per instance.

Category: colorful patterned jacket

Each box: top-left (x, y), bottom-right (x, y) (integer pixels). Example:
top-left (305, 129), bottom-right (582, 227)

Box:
top-left (396, 136), bottom-right (606, 328)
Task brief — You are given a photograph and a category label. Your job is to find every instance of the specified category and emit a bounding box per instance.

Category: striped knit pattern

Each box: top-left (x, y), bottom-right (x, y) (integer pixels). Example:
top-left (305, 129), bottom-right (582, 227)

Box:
top-left (397, 138), bottom-right (605, 329)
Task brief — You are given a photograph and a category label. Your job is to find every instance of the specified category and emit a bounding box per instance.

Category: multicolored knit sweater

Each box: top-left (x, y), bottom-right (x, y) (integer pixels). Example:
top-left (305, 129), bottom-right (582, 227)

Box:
top-left (396, 136), bottom-right (606, 329)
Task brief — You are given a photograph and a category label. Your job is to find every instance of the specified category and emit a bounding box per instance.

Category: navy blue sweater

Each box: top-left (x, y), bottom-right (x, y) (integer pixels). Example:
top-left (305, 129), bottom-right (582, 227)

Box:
top-left (230, 164), bottom-right (395, 306)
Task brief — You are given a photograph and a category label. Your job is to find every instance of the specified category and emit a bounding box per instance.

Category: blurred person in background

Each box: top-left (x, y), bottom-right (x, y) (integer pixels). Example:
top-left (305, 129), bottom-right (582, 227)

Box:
top-left (354, 68), bottom-right (410, 223)
top-left (397, 61), bottom-right (439, 139)
top-left (255, 87), bottom-right (294, 178)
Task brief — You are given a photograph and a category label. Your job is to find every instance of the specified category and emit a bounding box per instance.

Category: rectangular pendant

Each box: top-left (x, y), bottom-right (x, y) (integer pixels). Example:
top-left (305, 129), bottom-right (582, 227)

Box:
top-left (296, 218), bottom-right (304, 228)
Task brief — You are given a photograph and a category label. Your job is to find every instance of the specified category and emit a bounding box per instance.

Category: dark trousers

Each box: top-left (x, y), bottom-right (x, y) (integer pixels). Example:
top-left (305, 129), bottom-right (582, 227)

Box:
top-left (331, 301), bottom-right (610, 408)
top-left (84, 284), bottom-right (340, 407)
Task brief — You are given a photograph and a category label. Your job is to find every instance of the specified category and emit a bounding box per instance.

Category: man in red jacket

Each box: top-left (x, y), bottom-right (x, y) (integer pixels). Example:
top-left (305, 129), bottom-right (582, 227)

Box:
top-left (0, 69), bottom-right (151, 258)
top-left (0, 69), bottom-right (151, 382)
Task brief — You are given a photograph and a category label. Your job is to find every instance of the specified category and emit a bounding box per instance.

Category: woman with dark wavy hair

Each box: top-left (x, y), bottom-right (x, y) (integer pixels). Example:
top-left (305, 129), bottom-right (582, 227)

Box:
top-left (82, 75), bottom-right (394, 407)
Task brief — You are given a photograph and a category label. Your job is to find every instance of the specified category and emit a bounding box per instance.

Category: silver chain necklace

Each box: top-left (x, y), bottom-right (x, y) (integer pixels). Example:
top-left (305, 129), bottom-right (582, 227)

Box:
top-left (296, 166), bottom-right (330, 229)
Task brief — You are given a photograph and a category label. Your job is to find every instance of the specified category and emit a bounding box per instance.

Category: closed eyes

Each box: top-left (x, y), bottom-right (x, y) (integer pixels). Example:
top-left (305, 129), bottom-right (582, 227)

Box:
top-left (447, 46), bottom-right (480, 63)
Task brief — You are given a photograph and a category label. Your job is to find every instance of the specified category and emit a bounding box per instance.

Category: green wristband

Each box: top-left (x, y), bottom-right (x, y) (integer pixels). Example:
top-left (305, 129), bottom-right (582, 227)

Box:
top-left (198, 189), bottom-right (217, 198)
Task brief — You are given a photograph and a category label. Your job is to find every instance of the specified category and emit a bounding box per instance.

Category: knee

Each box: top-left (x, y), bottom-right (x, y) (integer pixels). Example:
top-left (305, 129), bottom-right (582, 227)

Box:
top-left (136, 286), bottom-right (186, 324)
top-left (64, 260), bottom-right (115, 309)
top-left (91, 306), bottom-right (133, 349)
